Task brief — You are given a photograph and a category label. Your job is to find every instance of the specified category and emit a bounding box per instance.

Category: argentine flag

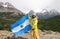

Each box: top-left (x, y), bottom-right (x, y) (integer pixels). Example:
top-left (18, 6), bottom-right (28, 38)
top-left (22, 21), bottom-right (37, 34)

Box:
top-left (10, 14), bottom-right (31, 36)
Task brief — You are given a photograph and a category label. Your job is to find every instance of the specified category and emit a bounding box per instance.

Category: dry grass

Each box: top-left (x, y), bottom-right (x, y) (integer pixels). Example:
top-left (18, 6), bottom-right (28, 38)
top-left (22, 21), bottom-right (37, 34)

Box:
top-left (0, 30), bottom-right (60, 39)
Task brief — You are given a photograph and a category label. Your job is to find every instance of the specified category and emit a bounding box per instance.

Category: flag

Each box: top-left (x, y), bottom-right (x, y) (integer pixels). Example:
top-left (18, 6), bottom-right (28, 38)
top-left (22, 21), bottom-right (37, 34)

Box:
top-left (10, 14), bottom-right (31, 36)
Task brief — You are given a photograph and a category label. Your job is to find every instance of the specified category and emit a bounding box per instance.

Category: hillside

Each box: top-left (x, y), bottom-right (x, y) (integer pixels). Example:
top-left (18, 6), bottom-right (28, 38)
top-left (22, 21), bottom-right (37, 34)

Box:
top-left (0, 2), bottom-right (24, 31)
top-left (38, 15), bottom-right (60, 32)
top-left (0, 12), bottom-right (60, 33)
top-left (0, 12), bottom-right (24, 31)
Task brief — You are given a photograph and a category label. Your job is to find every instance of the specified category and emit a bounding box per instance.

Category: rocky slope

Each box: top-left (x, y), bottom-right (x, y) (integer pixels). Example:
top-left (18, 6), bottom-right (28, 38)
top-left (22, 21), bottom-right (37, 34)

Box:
top-left (0, 30), bottom-right (60, 39)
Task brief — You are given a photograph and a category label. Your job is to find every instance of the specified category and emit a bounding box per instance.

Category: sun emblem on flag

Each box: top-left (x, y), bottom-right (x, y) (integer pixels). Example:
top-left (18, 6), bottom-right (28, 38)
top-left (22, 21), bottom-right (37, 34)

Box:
top-left (20, 25), bottom-right (23, 28)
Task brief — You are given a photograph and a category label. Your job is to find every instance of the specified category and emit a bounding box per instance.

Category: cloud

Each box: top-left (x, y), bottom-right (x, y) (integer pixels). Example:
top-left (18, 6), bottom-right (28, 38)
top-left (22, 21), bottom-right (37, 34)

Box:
top-left (9, 0), bottom-right (54, 13)
top-left (1, 0), bottom-right (60, 13)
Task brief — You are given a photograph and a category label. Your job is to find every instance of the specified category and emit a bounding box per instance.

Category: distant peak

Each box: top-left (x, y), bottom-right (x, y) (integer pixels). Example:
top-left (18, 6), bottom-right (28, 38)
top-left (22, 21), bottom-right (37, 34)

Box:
top-left (41, 9), bottom-right (48, 13)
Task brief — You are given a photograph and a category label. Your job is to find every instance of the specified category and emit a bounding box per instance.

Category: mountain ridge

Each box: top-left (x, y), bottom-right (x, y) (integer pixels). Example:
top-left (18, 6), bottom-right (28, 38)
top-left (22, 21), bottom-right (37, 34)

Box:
top-left (0, 2), bottom-right (24, 15)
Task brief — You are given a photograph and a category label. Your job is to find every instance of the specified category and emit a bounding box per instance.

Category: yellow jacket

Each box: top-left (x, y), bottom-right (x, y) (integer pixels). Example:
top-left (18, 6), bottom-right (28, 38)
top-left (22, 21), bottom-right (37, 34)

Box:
top-left (29, 16), bottom-right (38, 29)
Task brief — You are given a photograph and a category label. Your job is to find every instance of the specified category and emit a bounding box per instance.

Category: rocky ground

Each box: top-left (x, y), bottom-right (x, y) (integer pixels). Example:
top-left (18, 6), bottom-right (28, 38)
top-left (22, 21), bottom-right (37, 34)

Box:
top-left (0, 30), bottom-right (60, 39)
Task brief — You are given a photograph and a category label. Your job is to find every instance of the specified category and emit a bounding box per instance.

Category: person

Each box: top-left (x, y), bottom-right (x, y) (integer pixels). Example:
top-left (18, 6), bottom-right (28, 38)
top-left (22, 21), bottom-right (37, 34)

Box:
top-left (28, 11), bottom-right (40, 39)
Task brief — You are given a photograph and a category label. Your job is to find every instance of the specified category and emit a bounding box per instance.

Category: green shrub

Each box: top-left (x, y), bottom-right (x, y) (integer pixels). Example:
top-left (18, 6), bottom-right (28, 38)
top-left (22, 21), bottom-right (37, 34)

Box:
top-left (0, 12), bottom-right (24, 31)
top-left (38, 15), bottom-right (60, 32)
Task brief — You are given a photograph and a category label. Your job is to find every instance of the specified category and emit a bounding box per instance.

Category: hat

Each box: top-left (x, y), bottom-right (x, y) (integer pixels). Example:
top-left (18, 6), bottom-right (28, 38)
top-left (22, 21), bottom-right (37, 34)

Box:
top-left (32, 12), bottom-right (36, 15)
top-left (29, 10), bottom-right (36, 16)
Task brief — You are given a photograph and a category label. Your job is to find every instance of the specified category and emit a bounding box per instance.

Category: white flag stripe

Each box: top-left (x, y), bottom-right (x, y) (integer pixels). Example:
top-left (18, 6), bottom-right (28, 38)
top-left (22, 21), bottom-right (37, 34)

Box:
top-left (12, 19), bottom-right (30, 33)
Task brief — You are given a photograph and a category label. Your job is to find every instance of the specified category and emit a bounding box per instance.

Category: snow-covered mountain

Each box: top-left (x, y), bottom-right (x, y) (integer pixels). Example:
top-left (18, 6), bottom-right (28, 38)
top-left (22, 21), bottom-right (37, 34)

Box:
top-left (37, 9), bottom-right (60, 19)
top-left (29, 9), bottom-right (60, 19)
top-left (0, 2), bottom-right (24, 15)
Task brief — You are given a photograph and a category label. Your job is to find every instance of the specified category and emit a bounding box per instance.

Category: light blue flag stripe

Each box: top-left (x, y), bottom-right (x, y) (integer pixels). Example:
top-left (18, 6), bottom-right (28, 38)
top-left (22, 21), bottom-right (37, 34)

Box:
top-left (10, 14), bottom-right (28, 29)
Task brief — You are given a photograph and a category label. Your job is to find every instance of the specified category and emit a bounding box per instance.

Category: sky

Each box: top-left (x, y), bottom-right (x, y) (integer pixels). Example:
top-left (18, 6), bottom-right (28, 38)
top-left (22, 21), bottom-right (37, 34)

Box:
top-left (0, 0), bottom-right (60, 14)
